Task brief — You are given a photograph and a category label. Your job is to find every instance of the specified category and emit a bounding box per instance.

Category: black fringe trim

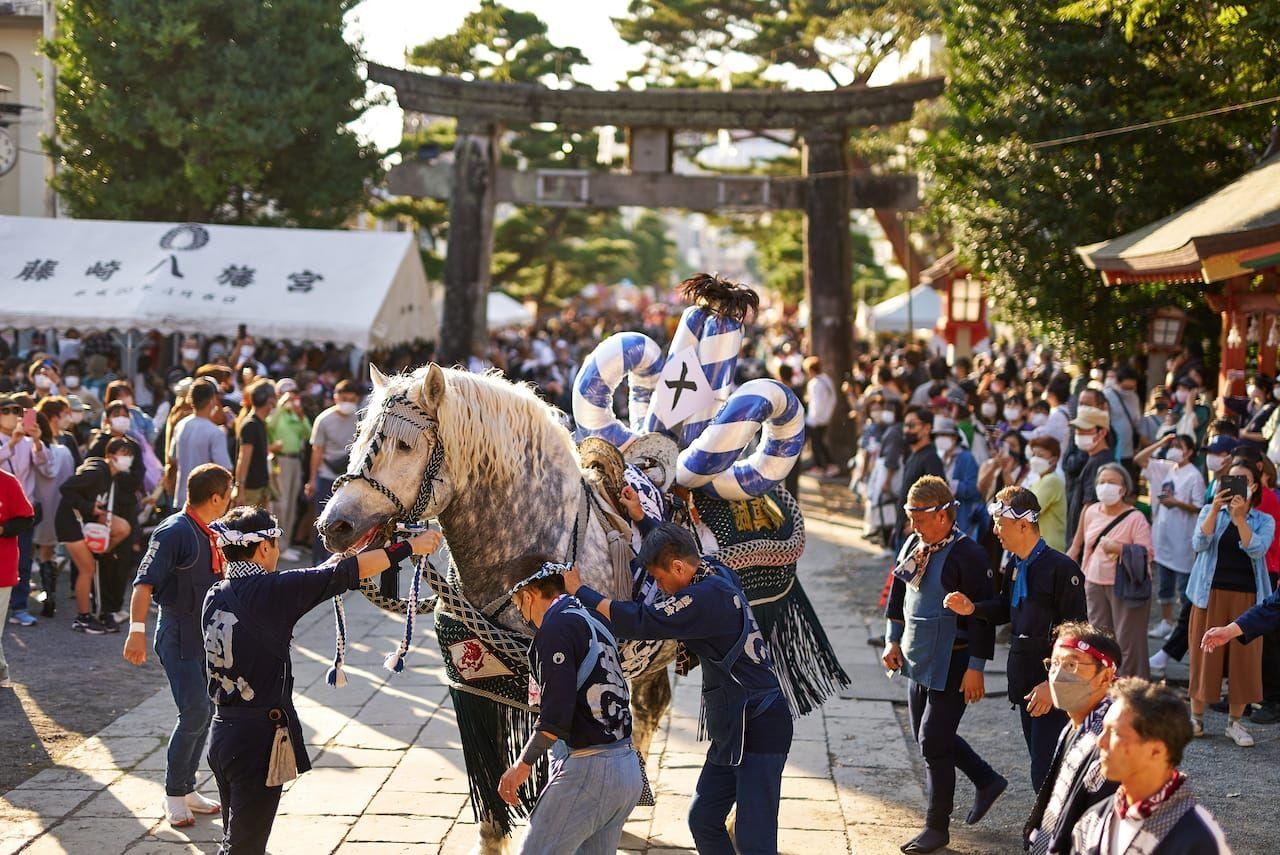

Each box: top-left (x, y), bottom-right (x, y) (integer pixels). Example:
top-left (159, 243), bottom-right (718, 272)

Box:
top-left (753, 580), bottom-right (851, 716)
top-left (450, 687), bottom-right (549, 836)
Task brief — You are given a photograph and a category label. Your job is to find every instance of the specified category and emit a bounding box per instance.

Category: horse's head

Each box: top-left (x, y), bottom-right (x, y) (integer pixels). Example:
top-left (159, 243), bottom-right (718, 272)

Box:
top-left (317, 363), bottom-right (454, 554)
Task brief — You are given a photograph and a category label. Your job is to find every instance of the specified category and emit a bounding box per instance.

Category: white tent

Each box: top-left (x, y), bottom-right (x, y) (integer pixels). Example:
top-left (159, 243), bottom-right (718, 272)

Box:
top-left (0, 215), bottom-right (437, 349)
top-left (857, 284), bottom-right (943, 335)
top-left (486, 291), bottom-right (534, 329)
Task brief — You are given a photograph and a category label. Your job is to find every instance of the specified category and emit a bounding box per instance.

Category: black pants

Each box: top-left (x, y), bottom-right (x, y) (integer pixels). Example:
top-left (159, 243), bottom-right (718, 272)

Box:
top-left (1162, 596), bottom-right (1193, 661)
top-left (808, 425), bottom-right (831, 468)
top-left (1263, 623), bottom-right (1280, 704)
top-left (208, 718), bottom-right (282, 855)
top-left (1019, 701), bottom-right (1066, 793)
top-left (907, 648), bottom-right (1000, 831)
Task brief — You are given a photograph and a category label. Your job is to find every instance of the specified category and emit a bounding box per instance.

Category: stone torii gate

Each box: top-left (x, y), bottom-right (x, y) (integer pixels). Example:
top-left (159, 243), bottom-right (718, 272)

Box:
top-left (369, 64), bottom-right (942, 398)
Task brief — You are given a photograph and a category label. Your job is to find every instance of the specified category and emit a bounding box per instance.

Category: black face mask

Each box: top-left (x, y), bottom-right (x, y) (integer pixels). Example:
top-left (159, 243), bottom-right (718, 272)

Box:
top-left (903, 429), bottom-right (919, 444)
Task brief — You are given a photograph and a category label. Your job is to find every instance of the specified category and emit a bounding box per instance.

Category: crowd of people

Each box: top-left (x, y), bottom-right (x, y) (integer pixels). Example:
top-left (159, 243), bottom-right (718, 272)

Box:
top-left (2, 315), bottom-right (1273, 854)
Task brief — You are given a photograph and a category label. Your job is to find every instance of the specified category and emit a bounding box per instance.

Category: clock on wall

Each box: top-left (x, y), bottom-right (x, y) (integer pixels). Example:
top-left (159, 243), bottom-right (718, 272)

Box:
top-left (0, 128), bottom-right (16, 177)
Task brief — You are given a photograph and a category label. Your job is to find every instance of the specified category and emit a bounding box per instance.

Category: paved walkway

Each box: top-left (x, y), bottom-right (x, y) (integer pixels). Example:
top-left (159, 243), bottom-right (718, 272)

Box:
top-left (1, 498), bottom-right (938, 854)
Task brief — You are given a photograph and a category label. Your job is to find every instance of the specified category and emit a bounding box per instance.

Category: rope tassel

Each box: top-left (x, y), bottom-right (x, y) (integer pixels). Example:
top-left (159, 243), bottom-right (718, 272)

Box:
top-left (384, 554), bottom-right (424, 674)
top-left (326, 595), bottom-right (349, 688)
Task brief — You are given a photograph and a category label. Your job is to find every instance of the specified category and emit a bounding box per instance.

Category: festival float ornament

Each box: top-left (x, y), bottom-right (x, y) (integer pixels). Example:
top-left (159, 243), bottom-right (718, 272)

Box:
top-left (1268, 316), bottom-right (1280, 349)
top-left (1248, 314), bottom-right (1260, 344)
top-left (573, 274), bottom-right (805, 500)
top-left (1228, 320), bottom-right (1244, 349)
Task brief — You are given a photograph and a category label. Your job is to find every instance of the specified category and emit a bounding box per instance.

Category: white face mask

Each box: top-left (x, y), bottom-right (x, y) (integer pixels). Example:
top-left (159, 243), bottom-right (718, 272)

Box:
top-left (34, 374), bottom-right (53, 390)
top-left (1273, 387), bottom-right (1280, 402)
top-left (240, 345), bottom-right (255, 359)
top-left (1166, 447), bottom-right (1184, 464)
top-left (1029, 455), bottom-right (1053, 475)
top-left (980, 402), bottom-right (998, 419)
top-left (71, 411), bottom-right (84, 425)
top-left (1248, 385), bottom-right (1259, 399)
top-left (1175, 389), bottom-right (1190, 404)
top-left (1003, 405), bottom-right (1022, 421)
top-left (1206, 453), bottom-right (1225, 472)
top-left (878, 410), bottom-right (895, 425)
top-left (335, 401), bottom-right (357, 416)
top-left (1029, 412), bottom-right (1048, 427)
top-left (182, 347), bottom-right (201, 362)
top-left (935, 436), bottom-right (955, 454)
top-left (110, 416), bottom-right (131, 433)
top-left (65, 375), bottom-right (80, 388)
top-left (113, 455), bottom-right (134, 472)
top-left (1076, 432), bottom-right (1097, 451)
top-left (1095, 482), bottom-right (1123, 505)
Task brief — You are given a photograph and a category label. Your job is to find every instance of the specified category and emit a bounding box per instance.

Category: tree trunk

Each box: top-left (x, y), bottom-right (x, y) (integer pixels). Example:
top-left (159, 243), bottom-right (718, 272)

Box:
top-left (801, 126), bottom-right (855, 465)
top-left (440, 122), bottom-right (497, 366)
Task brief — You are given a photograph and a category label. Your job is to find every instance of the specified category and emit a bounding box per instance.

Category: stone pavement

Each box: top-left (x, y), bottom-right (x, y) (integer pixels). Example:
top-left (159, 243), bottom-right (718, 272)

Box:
top-left (0, 495), bottom-right (1022, 854)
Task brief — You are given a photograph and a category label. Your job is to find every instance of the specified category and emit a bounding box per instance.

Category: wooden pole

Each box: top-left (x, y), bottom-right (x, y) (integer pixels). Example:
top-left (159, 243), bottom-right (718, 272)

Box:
top-left (439, 121), bottom-right (497, 366)
top-left (801, 126), bottom-right (854, 463)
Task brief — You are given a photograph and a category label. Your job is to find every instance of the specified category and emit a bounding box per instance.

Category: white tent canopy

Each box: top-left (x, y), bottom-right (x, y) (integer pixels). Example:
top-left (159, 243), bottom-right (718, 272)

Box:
top-left (485, 291), bottom-right (534, 329)
top-left (856, 284), bottom-right (942, 335)
top-left (0, 215), bottom-right (436, 349)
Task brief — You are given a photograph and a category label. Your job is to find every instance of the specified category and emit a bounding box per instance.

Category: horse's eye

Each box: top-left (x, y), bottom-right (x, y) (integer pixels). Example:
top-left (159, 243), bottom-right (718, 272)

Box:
top-left (397, 439), bottom-right (413, 452)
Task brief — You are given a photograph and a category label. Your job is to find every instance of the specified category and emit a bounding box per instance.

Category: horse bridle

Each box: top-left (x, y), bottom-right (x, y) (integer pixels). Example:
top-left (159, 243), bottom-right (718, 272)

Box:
top-left (331, 391), bottom-right (446, 530)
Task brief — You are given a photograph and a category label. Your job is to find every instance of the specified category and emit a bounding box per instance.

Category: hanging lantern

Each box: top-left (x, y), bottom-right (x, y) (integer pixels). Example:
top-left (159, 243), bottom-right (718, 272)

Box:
top-left (1146, 306), bottom-right (1187, 353)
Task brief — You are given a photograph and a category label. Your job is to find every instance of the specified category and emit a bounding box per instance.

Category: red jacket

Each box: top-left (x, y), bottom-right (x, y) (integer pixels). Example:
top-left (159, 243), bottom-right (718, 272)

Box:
top-left (0, 468), bottom-right (35, 588)
top-left (1260, 487), bottom-right (1280, 577)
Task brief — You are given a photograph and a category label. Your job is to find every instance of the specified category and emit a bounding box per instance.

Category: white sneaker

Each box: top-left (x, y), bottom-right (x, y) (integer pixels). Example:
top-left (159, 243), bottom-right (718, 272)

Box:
top-left (1191, 717), bottom-right (1205, 738)
top-left (184, 791), bottom-right (221, 814)
top-left (112, 610), bottom-right (130, 625)
top-left (1149, 650), bottom-right (1170, 679)
top-left (165, 795), bottom-right (195, 828)
top-left (1225, 720), bottom-right (1255, 747)
top-left (1150, 620), bottom-right (1175, 640)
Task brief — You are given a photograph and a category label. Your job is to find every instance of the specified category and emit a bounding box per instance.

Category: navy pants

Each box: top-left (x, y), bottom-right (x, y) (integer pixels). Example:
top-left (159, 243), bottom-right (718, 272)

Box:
top-left (8, 529), bottom-right (33, 612)
top-left (907, 649), bottom-right (1000, 831)
top-left (1019, 701), bottom-right (1066, 793)
top-left (208, 718), bottom-right (282, 855)
top-left (310, 477), bottom-right (335, 566)
top-left (688, 707), bottom-right (793, 855)
top-left (155, 617), bottom-right (213, 797)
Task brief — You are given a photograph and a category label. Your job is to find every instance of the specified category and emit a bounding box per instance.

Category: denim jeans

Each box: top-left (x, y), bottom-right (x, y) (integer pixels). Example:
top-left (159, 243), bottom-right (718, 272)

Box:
top-left (155, 614), bottom-right (214, 797)
top-left (7, 529), bottom-right (33, 612)
top-left (519, 739), bottom-right (643, 855)
top-left (310, 477), bottom-right (335, 566)
top-left (1156, 562), bottom-right (1190, 605)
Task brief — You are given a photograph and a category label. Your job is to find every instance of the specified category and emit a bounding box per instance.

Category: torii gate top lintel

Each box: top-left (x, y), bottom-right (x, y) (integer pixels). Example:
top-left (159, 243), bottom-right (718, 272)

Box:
top-left (367, 63), bottom-right (944, 131)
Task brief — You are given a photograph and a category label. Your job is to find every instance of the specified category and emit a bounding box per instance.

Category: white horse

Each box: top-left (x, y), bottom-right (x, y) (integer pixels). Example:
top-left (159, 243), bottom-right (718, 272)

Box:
top-left (317, 363), bottom-right (674, 853)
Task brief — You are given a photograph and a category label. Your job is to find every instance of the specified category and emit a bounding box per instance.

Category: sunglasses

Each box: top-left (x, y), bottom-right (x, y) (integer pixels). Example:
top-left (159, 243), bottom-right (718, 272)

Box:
top-left (0, 406), bottom-right (20, 415)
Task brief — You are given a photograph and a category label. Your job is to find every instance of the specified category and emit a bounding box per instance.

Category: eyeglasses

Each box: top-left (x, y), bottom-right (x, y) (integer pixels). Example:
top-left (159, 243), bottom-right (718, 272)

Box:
top-left (1043, 657), bottom-right (1097, 676)
top-left (0, 407), bottom-right (19, 415)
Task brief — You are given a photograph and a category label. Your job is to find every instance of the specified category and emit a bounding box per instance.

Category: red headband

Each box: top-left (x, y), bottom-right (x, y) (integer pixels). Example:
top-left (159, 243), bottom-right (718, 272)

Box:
top-left (1058, 637), bottom-right (1116, 671)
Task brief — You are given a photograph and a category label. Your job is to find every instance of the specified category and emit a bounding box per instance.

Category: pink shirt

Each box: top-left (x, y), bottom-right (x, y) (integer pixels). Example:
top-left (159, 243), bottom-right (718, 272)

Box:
top-left (1080, 503), bottom-right (1154, 585)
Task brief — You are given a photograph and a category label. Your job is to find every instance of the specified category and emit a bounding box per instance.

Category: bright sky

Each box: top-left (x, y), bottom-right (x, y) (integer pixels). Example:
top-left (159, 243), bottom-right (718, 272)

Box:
top-left (345, 0), bottom-right (650, 151)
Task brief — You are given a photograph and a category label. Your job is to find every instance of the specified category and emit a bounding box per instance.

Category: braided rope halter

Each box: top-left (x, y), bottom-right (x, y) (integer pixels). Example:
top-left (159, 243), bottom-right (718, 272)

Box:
top-left (326, 391), bottom-right (446, 682)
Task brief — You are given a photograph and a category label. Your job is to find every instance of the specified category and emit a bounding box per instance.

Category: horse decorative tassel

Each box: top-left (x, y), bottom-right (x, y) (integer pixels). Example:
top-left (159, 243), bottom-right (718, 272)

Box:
top-left (573, 274), bottom-right (804, 499)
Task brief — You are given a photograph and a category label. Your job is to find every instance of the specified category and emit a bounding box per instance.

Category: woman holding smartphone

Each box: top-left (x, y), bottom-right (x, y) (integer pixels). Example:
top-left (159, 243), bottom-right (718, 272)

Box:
top-left (1186, 459), bottom-right (1274, 745)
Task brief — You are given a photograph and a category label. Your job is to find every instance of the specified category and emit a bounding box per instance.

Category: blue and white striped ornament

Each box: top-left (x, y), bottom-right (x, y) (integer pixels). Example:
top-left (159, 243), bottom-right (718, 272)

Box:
top-left (572, 332), bottom-right (666, 447)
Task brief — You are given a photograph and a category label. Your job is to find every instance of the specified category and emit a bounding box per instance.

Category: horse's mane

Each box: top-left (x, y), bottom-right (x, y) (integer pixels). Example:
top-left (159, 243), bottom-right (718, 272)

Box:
top-left (353, 366), bottom-right (578, 487)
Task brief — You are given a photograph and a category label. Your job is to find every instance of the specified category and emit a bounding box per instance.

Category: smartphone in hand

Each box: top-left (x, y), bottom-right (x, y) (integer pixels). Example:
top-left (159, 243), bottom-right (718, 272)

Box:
top-left (21, 408), bottom-right (37, 436)
top-left (1218, 474), bottom-right (1248, 503)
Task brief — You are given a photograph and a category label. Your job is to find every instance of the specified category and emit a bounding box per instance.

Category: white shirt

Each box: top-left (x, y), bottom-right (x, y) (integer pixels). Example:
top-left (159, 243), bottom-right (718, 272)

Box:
top-left (1144, 458), bottom-right (1205, 574)
top-left (1107, 812), bottom-right (1144, 854)
top-left (805, 374), bottom-right (836, 427)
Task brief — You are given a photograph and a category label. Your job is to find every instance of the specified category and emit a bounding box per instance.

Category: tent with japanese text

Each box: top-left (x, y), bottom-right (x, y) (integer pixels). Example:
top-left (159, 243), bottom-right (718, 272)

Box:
top-left (0, 216), bottom-right (437, 349)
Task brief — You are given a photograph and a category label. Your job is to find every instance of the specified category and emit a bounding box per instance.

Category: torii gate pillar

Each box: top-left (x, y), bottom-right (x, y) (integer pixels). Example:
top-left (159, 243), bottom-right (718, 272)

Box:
top-left (801, 127), bottom-right (854, 448)
top-left (440, 119), bottom-right (498, 366)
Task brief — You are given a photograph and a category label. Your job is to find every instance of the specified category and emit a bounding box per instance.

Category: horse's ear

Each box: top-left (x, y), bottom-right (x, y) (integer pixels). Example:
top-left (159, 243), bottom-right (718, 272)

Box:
top-left (418, 363), bottom-right (446, 412)
top-left (369, 363), bottom-right (389, 392)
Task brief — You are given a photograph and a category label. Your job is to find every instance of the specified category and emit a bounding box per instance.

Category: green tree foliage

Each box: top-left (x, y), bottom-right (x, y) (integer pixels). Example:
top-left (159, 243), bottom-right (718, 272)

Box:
top-left (46, 0), bottom-right (378, 227)
top-left (381, 0), bottom-right (676, 308)
top-left (921, 1), bottom-right (1280, 359)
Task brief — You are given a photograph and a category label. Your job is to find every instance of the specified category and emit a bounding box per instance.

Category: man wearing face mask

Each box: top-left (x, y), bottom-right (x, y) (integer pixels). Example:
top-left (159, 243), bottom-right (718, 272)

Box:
top-left (1022, 622), bottom-right (1121, 855)
top-left (1171, 376), bottom-right (1210, 449)
top-left (1064, 406), bottom-right (1112, 550)
top-left (944, 487), bottom-right (1087, 792)
top-left (307, 379), bottom-right (362, 564)
top-left (496, 557), bottom-right (643, 853)
top-left (934, 418), bottom-right (982, 540)
top-left (895, 407), bottom-right (946, 550)
top-left (165, 337), bottom-right (204, 390)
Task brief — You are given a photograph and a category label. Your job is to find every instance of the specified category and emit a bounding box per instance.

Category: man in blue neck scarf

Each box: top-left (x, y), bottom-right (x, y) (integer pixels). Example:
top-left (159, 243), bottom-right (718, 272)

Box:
top-left (945, 485), bottom-right (1088, 792)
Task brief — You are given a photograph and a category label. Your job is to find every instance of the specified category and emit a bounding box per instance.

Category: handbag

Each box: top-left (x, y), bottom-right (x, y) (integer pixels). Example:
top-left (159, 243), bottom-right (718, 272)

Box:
top-left (83, 480), bottom-right (114, 554)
